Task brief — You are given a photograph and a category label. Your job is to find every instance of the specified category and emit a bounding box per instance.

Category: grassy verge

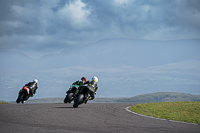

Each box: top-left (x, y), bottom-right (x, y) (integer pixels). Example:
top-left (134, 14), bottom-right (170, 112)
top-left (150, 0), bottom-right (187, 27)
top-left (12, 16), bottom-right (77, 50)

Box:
top-left (129, 101), bottom-right (200, 124)
top-left (0, 102), bottom-right (10, 104)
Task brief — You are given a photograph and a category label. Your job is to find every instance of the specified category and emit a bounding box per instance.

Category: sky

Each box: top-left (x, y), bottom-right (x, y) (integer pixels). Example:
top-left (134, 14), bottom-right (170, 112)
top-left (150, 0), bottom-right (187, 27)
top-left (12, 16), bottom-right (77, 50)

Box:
top-left (0, 0), bottom-right (200, 58)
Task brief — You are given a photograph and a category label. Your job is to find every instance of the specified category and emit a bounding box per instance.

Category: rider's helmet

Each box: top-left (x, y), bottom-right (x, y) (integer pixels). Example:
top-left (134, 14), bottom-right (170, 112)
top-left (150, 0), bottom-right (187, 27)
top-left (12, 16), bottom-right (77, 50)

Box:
top-left (92, 76), bottom-right (98, 82)
top-left (81, 77), bottom-right (87, 82)
top-left (33, 79), bottom-right (38, 83)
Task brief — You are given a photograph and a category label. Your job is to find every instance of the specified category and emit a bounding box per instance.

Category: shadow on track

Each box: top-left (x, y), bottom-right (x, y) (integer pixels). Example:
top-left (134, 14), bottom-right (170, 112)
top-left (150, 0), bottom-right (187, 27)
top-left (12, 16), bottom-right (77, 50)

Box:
top-left (54, 107), bottom-right (74, 108)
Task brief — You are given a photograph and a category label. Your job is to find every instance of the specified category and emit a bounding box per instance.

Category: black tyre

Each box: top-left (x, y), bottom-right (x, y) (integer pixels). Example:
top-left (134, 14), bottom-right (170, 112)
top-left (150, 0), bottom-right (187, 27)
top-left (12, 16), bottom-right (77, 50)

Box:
top-left (64, 93), bottom-right (74, 103)
top-left (73, 94), bottom-right (84, 108)
top-left (64, 95), bottom-right (68, 103)
top-left (16, 98), bottom-right (20, 103)
top-left (16, 93), bottom-right (25, 104)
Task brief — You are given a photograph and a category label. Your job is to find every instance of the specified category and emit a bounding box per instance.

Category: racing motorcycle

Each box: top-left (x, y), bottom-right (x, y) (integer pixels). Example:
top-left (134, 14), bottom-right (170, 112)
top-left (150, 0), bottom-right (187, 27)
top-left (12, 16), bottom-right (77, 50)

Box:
top-left (73, 84), bottom-right (95, 108)
top-left (16, 86), bottom-right (30, 104)
top-left (63, 85), bottom-right (78, 103)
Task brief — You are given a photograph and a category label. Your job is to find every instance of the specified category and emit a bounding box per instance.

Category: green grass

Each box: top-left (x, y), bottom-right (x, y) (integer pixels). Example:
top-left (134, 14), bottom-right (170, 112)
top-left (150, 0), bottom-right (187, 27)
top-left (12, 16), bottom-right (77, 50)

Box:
top-left (129, 101), bottom-right (200, 124)
top-left (0, 102), bottom-right (10, 104)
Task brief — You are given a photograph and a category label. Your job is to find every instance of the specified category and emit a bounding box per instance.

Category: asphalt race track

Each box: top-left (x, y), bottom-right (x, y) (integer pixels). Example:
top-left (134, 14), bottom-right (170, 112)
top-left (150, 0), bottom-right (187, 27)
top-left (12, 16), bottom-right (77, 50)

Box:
top-left (0, 103), bottom-right (200, 133)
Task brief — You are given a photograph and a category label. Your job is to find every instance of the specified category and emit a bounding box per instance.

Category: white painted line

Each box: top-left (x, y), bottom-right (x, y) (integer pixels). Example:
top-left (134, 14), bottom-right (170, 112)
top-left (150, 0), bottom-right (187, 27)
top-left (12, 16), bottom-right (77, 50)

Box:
top-left (125, 106), bottom-right (199, 125)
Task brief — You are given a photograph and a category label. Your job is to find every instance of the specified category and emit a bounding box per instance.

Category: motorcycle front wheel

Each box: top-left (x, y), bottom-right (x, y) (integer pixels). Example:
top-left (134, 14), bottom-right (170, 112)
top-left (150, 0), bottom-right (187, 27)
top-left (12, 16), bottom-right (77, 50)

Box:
top-left (64, 93), bottom-right (74, 103)
top-left (73, 94), bottom-right (84, 108)
top-left (16, 93), bottom-right (25, 104)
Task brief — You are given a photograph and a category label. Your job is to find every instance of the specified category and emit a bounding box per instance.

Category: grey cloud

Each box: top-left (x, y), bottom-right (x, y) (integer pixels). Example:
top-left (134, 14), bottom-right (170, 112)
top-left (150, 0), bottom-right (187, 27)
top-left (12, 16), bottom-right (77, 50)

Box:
top-left (84, 0), bottom-right (200, 37)
top-left (0, 0), bottom-right (200, 58)
top-left (1, 0), bottom-right (200, 36)
top-left (0, 0), bottom-right (41, 36)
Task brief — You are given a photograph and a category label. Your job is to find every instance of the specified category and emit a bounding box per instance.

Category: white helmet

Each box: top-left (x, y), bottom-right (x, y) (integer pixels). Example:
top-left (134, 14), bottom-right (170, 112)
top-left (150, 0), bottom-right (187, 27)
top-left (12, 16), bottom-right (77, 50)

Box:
top-left (92, 76), bottom-right (98, 82)
top-left (33, 79), bottom-right (38, 83)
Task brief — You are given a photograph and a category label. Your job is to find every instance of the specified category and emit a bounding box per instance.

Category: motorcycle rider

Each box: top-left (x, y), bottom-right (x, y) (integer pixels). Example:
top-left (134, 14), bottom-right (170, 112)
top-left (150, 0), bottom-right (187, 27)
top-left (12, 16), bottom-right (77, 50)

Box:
top-left (66, 77), bottom-right (87, 95)
top-left (24, 79), bottom-right (38, 97)
top-left (82, 76), bottom-right (98, 102)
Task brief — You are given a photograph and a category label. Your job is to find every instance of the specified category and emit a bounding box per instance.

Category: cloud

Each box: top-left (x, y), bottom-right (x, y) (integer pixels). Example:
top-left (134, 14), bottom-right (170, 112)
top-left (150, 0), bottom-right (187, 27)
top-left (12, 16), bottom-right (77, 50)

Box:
top-left (56, 0), bottom-right (91, 29)
top-left (0, 0), bottom-right (200, 58)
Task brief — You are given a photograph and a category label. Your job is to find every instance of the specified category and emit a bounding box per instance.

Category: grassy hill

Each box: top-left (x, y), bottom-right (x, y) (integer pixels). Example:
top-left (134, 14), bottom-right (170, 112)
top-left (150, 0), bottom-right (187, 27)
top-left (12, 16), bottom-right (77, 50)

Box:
top-left (24, 92), bottom-right (200, 103)
top-left (115, 92), bottom-right (200, 103)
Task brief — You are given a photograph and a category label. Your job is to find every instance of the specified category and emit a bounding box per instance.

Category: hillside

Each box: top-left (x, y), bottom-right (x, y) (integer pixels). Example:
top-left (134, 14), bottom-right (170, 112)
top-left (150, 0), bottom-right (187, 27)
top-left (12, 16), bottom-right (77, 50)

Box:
top-left (115, 92), bottom-right (200, 103)
top-left (1, 38), bottom-right (200, 101)
top-left (1, 38), bottom-right (200, 70)
top-left (24, 92), bottom-right (200, 103)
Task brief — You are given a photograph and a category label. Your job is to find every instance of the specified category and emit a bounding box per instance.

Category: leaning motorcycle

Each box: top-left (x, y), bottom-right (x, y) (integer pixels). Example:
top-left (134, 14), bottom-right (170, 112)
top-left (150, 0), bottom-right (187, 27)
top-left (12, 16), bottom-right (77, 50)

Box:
top-left (16, 86), bottom-right (30, 104)
top-left (73, 84), bottom-right (95, 108)
top-left (64, 85), bottom-right (78, 103)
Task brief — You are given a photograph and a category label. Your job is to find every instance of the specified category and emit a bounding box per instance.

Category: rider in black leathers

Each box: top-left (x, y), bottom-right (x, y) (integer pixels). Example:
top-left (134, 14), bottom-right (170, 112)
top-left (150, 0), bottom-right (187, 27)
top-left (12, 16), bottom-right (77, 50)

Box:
top-left (66, 77), bottom-right (87, 95)
top-left (79, 76), bottom-right (98, 102)
top-left (24, 79), bottom-right (38, 97)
